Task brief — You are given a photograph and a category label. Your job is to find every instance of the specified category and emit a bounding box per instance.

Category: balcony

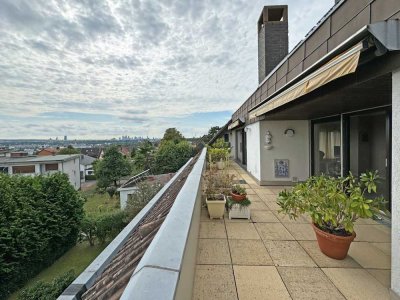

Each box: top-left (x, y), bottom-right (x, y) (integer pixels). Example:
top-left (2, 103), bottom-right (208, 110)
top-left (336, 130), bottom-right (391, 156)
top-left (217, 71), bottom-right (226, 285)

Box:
top-left (193, 161), bottom-right (391, 300)
top-left (61, 149), bottom-right (392, 300)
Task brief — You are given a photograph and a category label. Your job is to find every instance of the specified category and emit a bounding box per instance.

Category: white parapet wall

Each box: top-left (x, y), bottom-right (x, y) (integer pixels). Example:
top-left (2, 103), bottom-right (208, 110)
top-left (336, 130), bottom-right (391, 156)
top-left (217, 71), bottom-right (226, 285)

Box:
top-left (391, 68), bottom-right (400, 299)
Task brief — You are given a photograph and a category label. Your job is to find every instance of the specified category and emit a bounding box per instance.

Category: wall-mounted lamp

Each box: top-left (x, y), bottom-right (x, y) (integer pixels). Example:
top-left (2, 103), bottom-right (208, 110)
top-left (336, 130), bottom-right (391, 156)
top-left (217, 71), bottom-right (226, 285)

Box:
top-left (284, 129), bottom-right (295, 137)
top-left (265, 130), bottom-right (273, 150)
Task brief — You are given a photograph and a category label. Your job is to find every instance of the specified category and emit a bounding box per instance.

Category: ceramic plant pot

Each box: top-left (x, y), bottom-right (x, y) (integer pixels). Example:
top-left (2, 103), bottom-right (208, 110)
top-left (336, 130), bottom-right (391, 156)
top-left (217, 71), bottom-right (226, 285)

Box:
top-left (216, 161), bottom-right (225, 170)
top-left (206, 194), bottom-right (226, 219)
top-left (230, 192), bottom-right (246, 201)
top-left (312, 223), bottom-right (356, 260)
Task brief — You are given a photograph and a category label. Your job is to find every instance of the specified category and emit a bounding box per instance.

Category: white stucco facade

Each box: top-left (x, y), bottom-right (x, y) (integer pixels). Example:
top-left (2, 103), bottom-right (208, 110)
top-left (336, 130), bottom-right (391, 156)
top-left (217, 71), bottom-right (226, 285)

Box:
top-left (0, 155), bottom-right (81, 190)
top-left (245, 122), bottom-right (261, 181)
top-left (60, 158), bottom-right (81, 190)
top-left (391, 69), bottom-right (400, 298)
top-left (259, 120), bottom-right (310, 185)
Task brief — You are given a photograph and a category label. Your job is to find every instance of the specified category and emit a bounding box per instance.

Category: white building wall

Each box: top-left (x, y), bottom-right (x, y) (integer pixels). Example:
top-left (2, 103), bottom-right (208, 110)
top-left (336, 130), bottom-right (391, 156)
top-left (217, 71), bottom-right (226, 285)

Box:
top-left (119, 187), bottom-right (139, 209)
top-left (245, 122), bottom-right (261, 181)
top-left (229, 131), bottom-right (237, 159)
top-left (391, 69), bottom-right (400, 298)
top-left (259, 120), bottom-right (309, 185)
top-left (61, 158), bottom-right (81, 190)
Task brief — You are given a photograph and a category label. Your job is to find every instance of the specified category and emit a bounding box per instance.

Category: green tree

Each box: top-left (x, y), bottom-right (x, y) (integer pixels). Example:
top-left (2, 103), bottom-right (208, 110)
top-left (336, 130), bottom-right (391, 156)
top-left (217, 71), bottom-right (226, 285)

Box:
top-left (133, 140), bottom-right (154, 171)
top-left (202, 126), bottom-right (221, 143)
top-left (58, 145), bottom-right (80, 155)
top-left (161, 128), bottom-right (185, 144)
top-left (153, 140), bottom-right (192, 174)
top-left (94, 146), bottom-right (132, 188)
top-left (0, 173), bottom-right (84, 298)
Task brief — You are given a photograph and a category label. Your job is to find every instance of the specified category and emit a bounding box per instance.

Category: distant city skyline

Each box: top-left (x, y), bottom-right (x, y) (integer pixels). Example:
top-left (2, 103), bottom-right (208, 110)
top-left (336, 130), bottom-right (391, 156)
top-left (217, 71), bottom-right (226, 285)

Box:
top-left (0, 0), bottom-right (333, 139)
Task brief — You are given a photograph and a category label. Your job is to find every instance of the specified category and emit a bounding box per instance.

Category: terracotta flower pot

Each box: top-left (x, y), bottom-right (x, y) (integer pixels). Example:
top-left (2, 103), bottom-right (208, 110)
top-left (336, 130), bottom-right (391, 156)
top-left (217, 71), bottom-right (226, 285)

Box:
top-left (312, 223), bottom-right (356, 260)
top-left (230, 192), bottom-right (246, 201)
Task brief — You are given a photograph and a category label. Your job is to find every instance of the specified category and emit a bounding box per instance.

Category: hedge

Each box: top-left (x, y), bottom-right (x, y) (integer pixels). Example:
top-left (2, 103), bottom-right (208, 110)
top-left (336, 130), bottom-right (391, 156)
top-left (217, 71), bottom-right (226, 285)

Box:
top-left (0, 173), bottom-right (84, 298)
top-left (18, 270), bottom-right (75, 300)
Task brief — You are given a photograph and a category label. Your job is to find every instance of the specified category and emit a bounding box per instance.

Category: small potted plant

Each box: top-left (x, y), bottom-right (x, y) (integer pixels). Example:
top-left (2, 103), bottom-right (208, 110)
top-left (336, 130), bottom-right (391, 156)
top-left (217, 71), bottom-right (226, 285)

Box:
top-left (227, 195), bottom-right (251, 219)
top-left (203, 170), bottom-right (233, 219)
top-left (277, 171), bottom-right (387, 259)
top-left (231, 184), bottom-right (247, 201)
top-left (208, 146), bottom-right (229, 170)
top-left (206, 193), bottom-right (226, 219)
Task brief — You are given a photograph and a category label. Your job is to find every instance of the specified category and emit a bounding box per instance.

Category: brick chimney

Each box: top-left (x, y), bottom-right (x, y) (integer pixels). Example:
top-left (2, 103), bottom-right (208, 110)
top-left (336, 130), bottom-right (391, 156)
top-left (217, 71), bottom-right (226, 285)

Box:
top-left (258, 5), bottom-right (289, 83)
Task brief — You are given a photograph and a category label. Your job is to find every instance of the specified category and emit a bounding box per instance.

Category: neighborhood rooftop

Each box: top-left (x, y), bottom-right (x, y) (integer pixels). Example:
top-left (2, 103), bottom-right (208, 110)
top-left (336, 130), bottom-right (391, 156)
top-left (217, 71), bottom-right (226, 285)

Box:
top-left (0, 154), bottom-right (80, 164)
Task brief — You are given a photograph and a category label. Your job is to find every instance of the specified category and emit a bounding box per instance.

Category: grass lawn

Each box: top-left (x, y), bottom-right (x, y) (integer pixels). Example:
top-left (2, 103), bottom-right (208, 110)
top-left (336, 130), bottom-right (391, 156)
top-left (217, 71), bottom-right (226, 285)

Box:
top-left (8, 241), bottom-right (106, 300)
top-left (8, 185), bottom-right (121, 300)
top-left (82, 186), bottom-right (120, 216)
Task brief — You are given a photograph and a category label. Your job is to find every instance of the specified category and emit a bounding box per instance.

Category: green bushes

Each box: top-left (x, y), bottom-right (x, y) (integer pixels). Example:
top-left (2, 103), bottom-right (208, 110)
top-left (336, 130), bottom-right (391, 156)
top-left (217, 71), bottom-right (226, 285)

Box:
top-left (85, 175), bottom-right (96, 181)
top-left (153, 140), bottom-right (192, 174)
top-left (0, 173), bottom-right (84, 298)
top-left (125, 181), bottom-right (163, 219)
top-left (18, 270), bottom-right (75, 300)
top-left (208, 138), bottom-right (230, 163)
top-left (80, 211), bottom-right (129, 246)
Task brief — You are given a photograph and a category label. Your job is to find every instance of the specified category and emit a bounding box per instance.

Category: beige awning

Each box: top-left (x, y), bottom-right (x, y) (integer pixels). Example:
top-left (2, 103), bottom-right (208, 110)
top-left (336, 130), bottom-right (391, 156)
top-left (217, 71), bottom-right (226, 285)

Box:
top-left (249, 42), bottom-right (363, 119)
top-left (228, 120), bottom-right (240, 130)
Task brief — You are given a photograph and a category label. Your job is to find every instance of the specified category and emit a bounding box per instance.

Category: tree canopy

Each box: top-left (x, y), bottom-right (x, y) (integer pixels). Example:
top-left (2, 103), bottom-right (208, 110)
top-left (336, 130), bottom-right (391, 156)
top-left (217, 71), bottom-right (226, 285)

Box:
top-left (133, 140), bottom-right (155, 172)
top-left (202, 126), bottom-right (221, 143)
top-left (153, 140), bottom-right (192, 174)
top-left (0, 173), bottom-right (84, 298)
top-left (58, 145), bottom-right (80, 155)
top-left (94, 146), bottom-right (132, 188)
top-left (161, 128), bottom-right (185, 144)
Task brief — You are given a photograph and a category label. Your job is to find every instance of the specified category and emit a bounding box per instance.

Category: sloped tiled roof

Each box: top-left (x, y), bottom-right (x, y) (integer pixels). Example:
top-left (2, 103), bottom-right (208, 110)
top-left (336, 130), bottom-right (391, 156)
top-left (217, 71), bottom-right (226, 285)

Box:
top-left (81, 155), bottom-right (198, 300)
top-left (80, 148), bottom-right (102, 159)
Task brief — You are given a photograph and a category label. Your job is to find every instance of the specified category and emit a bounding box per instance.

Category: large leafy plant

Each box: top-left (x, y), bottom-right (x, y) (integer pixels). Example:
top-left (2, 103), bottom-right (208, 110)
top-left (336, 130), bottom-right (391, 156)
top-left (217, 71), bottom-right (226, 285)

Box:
top-left (277, 171), bottom-right (387, 235)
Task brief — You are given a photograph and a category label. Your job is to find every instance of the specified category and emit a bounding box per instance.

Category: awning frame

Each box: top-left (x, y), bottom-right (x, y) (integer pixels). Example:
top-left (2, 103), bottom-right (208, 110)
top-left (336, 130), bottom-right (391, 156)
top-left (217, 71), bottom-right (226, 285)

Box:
top-left (249, 42), bottom-right (365, 119)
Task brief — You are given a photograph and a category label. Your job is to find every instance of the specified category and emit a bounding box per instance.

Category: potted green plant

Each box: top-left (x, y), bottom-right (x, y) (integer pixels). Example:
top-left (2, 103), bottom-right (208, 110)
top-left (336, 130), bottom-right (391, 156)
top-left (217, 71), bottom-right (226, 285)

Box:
top-left (208, 147), bottom-right (229, 170)
top-left (227, 196), bottom-right (251, 219)
top-left (277, 171), bottom-right (387, 259)
top-left (231, 184), bottom-right (247, 201)
top-left (203, 170), bottom-right (234, 219)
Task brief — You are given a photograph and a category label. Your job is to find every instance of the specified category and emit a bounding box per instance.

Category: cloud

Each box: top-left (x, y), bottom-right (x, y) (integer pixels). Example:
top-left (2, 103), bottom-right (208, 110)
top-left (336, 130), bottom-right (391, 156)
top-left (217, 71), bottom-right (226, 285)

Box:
top-left (0, 0), bottom-right (334, 139)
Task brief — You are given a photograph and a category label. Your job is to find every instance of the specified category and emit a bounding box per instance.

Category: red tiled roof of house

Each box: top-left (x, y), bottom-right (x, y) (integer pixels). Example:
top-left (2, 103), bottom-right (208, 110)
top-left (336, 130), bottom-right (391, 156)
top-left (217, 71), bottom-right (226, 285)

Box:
top-left (81, 155), bottom-right (199, 300)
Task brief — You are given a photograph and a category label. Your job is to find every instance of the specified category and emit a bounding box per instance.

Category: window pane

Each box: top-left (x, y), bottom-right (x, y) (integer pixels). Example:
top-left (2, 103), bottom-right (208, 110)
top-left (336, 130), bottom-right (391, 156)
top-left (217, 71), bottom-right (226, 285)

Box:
top-left (313, 121), bottom-right (341, 177)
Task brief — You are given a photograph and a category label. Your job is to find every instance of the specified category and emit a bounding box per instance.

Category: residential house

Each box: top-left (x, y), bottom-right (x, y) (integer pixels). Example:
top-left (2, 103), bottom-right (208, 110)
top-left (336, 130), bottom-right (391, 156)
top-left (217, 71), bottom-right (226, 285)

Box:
top-left (80, 147), bottom-right (104, 160)
top-left (37, 147), bottom-right (59, 156)
top-left (0, 154), bottom-right (81, 190)
top-left (80, 154), bottom-right (96, 181)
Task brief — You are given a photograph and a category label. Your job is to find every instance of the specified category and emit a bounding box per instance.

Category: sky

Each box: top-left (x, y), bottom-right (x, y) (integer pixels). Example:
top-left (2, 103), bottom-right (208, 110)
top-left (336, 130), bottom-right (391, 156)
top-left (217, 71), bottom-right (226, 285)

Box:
top-left (0, 0), bottom-right (333, 139)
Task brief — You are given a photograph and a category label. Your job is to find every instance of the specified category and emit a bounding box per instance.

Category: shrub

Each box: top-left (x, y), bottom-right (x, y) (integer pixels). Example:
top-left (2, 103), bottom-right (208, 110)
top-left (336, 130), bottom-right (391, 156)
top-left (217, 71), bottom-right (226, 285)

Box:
top-left (203, 170), bottom-right (235, 197)
top-left (18, 270), bottom-right (75, 300)
top-left (153, 140), bottom-right (192, 174)
top-left (85, 175), bottom-right (96, 181)
top-left (212, 138), bottom-right (230, 149)
top-left (0, 173), bottom-right (84, 298)
top-left (278, 171), bottom-right (388, 235)
top-left (126, 181), bottom-right (163, 219)
top-left (208, 147), bottom-right (229, 163)
top-left (106, 186), bottom-right (117, 198)
top-left (79, 211), bottom-right (129, 246)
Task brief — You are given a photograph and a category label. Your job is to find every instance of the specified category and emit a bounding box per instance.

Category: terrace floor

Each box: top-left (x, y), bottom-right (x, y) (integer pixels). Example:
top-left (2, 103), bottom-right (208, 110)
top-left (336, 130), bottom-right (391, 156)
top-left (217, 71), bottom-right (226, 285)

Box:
top-left (192, 161), bottom-right (392, 300)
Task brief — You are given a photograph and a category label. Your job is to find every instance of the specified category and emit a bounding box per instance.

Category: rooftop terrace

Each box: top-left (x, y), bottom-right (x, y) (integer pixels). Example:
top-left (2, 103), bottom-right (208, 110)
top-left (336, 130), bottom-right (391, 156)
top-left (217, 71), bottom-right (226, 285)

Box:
top-left (193, 161), bottom-right (391, 300)
top-left (61, 150), bottom-right (392, 299)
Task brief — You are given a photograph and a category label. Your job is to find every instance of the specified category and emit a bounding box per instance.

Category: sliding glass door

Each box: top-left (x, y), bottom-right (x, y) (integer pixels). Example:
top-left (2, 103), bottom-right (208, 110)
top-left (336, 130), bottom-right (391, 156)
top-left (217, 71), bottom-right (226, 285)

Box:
top-left (345, 109), bottom-right (391, 212)
top-left (312, 118), bottom-right (341, 177)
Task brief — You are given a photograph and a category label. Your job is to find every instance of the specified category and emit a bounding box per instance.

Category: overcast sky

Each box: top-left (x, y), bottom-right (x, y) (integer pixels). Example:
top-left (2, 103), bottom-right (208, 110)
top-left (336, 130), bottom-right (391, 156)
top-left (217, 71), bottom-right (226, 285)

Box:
top-left (0, 0), bottom-right (333, 139)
